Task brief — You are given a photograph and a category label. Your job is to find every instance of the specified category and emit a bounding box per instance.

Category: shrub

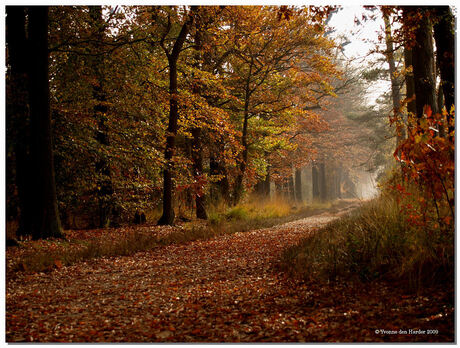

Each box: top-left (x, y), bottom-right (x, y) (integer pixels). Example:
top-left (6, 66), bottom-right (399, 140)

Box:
top-left (225, 206), bottom-right (249, 221)
top-left (282, 193), bottom-right (454, 291)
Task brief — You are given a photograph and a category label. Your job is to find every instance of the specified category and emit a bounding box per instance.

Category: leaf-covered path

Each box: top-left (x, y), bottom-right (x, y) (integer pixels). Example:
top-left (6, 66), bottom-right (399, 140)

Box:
top-left (6, 207), bottom-right (453, 342)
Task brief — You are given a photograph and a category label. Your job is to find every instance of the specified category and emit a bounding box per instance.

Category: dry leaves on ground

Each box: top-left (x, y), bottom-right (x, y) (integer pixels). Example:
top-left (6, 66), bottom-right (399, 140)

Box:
top-left (6, 209), bottom-right (454, 342)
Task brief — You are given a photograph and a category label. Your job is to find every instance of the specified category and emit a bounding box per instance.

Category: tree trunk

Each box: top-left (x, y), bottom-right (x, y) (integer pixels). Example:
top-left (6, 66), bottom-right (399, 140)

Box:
top-left (383, 11), bottom-right (405, 145)
top-left (28, 6), bottom-right (64, 239)
top-left (319, 162), bottom-right (327, 203)
top-left (6, 6), bottom-right (33, 238)
top-left (336, 165), bottom-right (342, 199)
top-left (294, 167), bottom-right (302, 203)
top-left (209, 155), bottom-right (230, 203)
top-left (191, 10), bottom-right (207, 219)
top-left (158, 57), bottom-right (179, 225)
top-left (233, 100), bottom-right (249, 205)
top-left (436, 82), bottom-right (446, 137)
top-left (404, 7), bottom-right (438, 119)
top-left (89, 6), bottom-right (114, 228)
top-left (404, 46), bottom-right (417, 116)
top-left (191, 128), bottom-right (207, 219)
top-left (233, 62), bottom-right (253, 205)
top-left (433, 6), bottom-right (455, 137)
top-left (312, 164), bottom-right (320, 201)
top-left (288, 173), bottom-right (295, 202)
top-left (263, 167), bottom-right (271, 197)
top-left (158, 13), bottom-right (194, 225)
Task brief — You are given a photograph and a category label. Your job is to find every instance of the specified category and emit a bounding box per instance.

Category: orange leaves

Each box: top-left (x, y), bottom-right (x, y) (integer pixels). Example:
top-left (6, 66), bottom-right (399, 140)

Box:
top-left (390, 104), bottom-right (455, 231)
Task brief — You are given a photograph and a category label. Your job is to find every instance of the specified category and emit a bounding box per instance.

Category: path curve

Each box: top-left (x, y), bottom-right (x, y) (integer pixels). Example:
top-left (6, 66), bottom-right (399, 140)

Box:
top-left (6, 204), bottom-right (453, 342)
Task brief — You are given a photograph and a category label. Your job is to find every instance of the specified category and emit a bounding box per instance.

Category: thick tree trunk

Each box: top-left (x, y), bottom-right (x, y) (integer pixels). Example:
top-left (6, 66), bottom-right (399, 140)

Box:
top-left (404, 8), bottom-right (438, 119)
top-left (433, 6), bottom-right (455, 137)
top-left (6, 6), bottom-right (34, 238)
top-left (89, 6), bottom-right (114, 228)
top-left (28, 6), bottom-right (64, 239)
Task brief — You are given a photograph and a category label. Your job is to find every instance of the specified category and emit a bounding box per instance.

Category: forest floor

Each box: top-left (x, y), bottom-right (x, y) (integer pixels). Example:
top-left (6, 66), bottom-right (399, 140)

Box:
top-left (6, 202), bottom-right (454, 342)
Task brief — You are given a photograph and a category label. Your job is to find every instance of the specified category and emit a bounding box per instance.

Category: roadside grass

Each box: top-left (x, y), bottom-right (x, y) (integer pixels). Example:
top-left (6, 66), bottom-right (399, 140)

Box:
top-left (6, 198), bottom-right (348, 277)
top-left (281, 193), bottom-right (454, 291)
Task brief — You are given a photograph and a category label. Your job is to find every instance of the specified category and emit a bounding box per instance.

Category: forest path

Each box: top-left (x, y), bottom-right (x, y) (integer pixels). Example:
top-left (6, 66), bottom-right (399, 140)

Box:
top-left (6, 202), bottom-right (452, 342)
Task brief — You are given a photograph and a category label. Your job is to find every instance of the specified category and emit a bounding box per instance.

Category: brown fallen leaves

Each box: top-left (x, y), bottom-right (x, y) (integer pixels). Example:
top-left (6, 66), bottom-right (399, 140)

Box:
top-left (6, 211), bottom-right (454, 342)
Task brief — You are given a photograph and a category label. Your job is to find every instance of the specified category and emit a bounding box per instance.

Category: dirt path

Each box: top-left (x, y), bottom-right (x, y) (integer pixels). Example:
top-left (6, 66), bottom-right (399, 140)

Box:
top-left (6, 205), bottom-right (453, 342)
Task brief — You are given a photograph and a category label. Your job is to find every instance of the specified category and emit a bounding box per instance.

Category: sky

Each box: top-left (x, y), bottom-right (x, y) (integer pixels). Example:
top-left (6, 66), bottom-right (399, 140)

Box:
top-left (328, 6), bottom-right (383, 61)
top-left (327, 6), bottom-right (390, 106)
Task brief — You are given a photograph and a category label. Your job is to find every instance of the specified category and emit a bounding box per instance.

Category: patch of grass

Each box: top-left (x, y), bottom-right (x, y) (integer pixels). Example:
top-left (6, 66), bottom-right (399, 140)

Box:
top-left (225, 206), bottom-right (249, 220)
top-left (282, 194), bottom-right (454, 291)
top-left (8, 198), bottom-right (353, 277)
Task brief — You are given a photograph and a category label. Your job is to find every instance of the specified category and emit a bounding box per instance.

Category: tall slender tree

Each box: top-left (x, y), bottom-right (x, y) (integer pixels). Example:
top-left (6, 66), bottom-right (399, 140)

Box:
top-left (190, 6), bottom-right (208, 219)
top-left (158, 8), bottom-right (194, 225)
top-left (382, 10), bottom-right (405, 145)
top-left (89, 6), bottom-right (115, 227)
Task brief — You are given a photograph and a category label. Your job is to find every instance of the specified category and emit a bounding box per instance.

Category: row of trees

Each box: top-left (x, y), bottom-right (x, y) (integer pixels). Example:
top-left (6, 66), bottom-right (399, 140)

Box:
top-left (7, 6), bottom-right (453, 239)
top-left (7, 6), bottom-right (348, 238)
top-left (380, 6), bottom-right (455, 230)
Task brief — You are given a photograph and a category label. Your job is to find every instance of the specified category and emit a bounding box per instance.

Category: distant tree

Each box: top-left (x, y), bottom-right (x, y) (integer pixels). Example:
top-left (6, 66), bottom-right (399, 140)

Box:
top-left (382, 9), bottom-right (405, 146)
top-left (88, 6), bottom-right (115, 227)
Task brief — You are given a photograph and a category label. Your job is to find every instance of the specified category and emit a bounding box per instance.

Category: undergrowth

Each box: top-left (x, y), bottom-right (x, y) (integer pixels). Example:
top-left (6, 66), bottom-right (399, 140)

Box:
top-left (7, 198), bottom-right (343, 276)
top-left (282, 192), bottom-right (454, 291)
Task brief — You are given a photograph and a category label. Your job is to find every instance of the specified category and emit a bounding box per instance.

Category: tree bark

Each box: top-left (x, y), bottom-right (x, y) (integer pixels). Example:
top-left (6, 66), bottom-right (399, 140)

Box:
top-left (294, 167), bottom-right (302, 203)
top-left (288, 173), bottom-right (295, 202)
top-left (335, 165), bottom-right (342, 199)
top-left (403, 7), bottom-right (438, 119)
top-left (383, 11), bottom-right (405, 145)
top-left (209, 155), bottom-right (230, 202)
top-left (233, 61), bottom-right (253, 205)
top-left (191, 8), bottom-right (207, 219)
top-left (312, 164), bottom-right (320, 201)
top-left (28, 6), bottom-right (64, 239)
top-left (89, 6), bottom-right (114, 228)
top-left (158, 12), bottom-right (194, 225)
top-left (433, 6), bottom-right (455, 137)
top-left (404, 46), bottom-right (417, 116)
top-left (6, 6), bottom-right (33, 238)
top-left (319, 162), bottom-right (327, 203)
top-left (263, 167), bottom-right (271, 197)
top-left (191, 127), bottom-right (207, 219)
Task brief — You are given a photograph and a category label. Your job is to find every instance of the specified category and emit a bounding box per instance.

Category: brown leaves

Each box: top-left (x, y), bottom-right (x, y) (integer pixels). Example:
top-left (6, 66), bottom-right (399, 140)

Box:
top-left (6, 208), bottom-right (454, 342)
